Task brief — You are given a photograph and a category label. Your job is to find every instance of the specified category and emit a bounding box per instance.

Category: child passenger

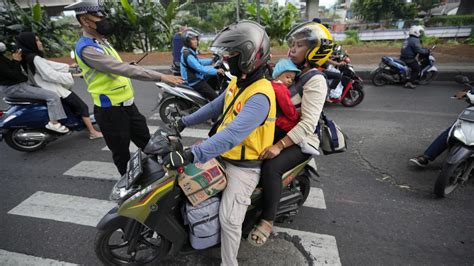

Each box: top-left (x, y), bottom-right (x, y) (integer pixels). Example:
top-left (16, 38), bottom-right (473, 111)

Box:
top-left (271, 59), bottom-right (301, 141)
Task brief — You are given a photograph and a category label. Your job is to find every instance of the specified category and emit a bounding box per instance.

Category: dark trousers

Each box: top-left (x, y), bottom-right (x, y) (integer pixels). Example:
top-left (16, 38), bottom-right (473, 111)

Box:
top-left (424, 126), bottom-right (451, 161)
top-left (94, 104), bottom-right (151, 175)
top-left (260, 145), bottom-right (310, 221)
top-left (402, 58), bottom-right (421, 83)
top-left (192, 80), bottom-right (218, 101)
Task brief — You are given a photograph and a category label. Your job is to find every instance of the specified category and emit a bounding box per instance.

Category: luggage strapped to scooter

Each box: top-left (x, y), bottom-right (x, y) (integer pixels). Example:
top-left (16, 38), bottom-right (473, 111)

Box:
top-left (183, 196), bottom-right (221, 249)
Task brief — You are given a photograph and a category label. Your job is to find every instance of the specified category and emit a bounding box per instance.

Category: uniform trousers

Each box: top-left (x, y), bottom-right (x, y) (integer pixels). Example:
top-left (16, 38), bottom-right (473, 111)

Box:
top-left (219, 162), bottom-right (260, 266)
top-left (94, 103), bottom-right (150, 175)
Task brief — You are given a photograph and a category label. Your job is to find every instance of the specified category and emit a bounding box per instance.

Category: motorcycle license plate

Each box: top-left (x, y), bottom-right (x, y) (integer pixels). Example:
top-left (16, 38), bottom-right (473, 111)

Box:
top-left (126, 149), bottom-right (143, 189)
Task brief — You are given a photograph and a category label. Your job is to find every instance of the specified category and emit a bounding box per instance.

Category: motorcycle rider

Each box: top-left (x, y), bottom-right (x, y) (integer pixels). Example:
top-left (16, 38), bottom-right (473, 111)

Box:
top-left (250, 21), bottom-right (332, 246)
top-left (400, 25), bottom-right (429, 89)
top-left (0, 42), bottom-right (69, 133)
top-left (167, 20), bottom-right (276, 265)
top-left (172, 25), bottom-right (187, 70)
top-left (180, 28), bottom-right (225, 101)
top-left (410, 90), bottom-right (468, 167)
top-left (65, 0), bottom-right (182, 175)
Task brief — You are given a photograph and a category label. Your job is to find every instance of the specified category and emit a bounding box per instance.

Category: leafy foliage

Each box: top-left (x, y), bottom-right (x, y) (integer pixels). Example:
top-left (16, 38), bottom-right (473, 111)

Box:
top-left (352, 0), bottom-right (417, 22)
top-left (244, 1), bottom-right (299, 45)
top-left (412, 0), bottom-right (440, 12)
top-left (103, 0), bottom-right (190, 52)
top-left (0, 0), bottom-right (79, 56)
top-left (426, 15), bottom-right (474, 27)
top-left (177, 2), bottom-right (237, 33)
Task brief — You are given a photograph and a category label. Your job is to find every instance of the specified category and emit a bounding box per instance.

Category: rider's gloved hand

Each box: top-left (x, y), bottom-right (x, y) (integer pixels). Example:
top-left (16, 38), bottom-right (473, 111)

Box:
top-left (174, 118), bottom-right (186, 133)
top-left (163, 149), bottom-right (194, 169)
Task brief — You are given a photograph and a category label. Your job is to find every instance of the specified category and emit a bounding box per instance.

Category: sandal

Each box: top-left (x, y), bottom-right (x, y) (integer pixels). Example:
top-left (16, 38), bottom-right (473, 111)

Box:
top-left (89, 132), bottom-right (103, 140)
top-left (247, 220), bottom-right (272, 247)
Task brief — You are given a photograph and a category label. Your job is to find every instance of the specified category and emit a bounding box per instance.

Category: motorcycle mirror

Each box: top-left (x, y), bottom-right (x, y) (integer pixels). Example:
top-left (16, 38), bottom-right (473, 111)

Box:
top-left (455, 75), bottom-right (470, 84)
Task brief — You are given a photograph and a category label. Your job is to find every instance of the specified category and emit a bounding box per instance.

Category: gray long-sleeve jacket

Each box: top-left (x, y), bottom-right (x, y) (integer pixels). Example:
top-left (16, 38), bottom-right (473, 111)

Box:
top-left (400, 36), bottom-right (429, 60)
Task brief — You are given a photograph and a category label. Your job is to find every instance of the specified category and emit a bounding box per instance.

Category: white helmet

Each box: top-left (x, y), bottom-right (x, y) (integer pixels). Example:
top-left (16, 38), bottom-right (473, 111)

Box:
top-left (0, 42), bottom-right (6, 53)
top-left (409, 25), bottom-right (424, 38)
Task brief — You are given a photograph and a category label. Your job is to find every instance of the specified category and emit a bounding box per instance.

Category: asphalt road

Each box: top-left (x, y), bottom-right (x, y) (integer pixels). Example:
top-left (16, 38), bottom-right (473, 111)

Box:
top-left (0, 79), bottom-right (473, 265)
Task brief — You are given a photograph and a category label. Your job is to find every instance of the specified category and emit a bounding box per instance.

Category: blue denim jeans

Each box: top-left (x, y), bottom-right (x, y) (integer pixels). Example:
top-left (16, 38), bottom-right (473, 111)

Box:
top-left (424, 126), bottom-right (451, 161)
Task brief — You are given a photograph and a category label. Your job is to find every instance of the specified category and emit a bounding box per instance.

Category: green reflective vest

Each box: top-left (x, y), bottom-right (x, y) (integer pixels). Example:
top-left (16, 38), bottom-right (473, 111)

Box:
top-left (75, 38), bottom-right (134, 107)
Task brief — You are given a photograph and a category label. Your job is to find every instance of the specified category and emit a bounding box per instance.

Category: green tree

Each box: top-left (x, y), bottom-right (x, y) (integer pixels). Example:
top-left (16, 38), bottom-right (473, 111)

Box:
top-left (413, 0), bottom-right (439, 12)
top-left (103, 0), bottom-right (190, 52)
top-left (244, 1), bottom-right (299, 45)
top-left (0, 0), bottom-right (78, 56)
top-left (352, 0), bottom-right (417, 22)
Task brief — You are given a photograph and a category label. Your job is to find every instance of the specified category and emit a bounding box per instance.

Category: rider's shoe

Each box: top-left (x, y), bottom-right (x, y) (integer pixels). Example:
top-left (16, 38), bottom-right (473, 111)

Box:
top-left (404, 82), bottom-right (416, 89)
top-left (409, 155), bottom-right (429, 168)
top-left (45, 122), bottom-right (70, 134)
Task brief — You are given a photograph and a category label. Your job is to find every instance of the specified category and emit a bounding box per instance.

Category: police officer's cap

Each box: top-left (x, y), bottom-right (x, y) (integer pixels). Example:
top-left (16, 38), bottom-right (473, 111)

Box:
top-left (65, 0), bottom-right (105, 16)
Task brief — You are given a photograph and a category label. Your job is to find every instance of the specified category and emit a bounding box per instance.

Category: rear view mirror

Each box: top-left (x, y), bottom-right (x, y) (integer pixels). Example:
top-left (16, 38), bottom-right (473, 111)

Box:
top-left (455, 75), bottom-right (470, 84)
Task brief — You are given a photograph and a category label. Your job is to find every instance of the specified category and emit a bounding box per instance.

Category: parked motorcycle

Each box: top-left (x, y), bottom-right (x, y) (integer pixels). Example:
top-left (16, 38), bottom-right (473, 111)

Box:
top-left (434, 75), bottom-right (474, 198)
top-left (0, 97), bottom-right (93, 152)
top-left (371, 46), bottom-right (437, 86)
top-left (155, 58), bottom-right (232, 124)
top-left (94, 118), bottom-right (318, 265)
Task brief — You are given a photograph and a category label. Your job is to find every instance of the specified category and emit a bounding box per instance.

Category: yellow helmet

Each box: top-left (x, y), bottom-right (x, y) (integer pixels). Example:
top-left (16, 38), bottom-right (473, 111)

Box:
top-left (286, 22), bottom-right (334, 67)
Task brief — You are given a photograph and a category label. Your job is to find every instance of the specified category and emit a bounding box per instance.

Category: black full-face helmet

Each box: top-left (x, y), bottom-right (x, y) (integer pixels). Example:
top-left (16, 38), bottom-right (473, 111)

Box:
top-left (183, 28), bottom-right (201, 47)
top-left (210, 20), bottom-right (270, 75)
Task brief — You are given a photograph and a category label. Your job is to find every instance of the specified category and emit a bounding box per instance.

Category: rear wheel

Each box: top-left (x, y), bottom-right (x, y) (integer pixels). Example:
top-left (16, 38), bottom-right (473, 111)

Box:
top-left (341, 82), bottom-right (364, 107)
top-left (296, 175), bottom-right (311, 206)
top-left (159, 98), bottom-right (193, 124)
top-left (95, 219), bottom-right (170, 265)
top-left (372, 71), bottom-right (387, 86)
top-left (4, 128), bottom-right (48, 152)
top-left (419, 71), bottom-right (437, 85)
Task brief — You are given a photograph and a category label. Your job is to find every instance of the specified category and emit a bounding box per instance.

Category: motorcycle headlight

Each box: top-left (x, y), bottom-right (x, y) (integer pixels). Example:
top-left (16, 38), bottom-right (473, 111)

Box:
top-left (453, 121), bottom-right (467, 144)
top-left (109, 175), bottom-right (140, 202)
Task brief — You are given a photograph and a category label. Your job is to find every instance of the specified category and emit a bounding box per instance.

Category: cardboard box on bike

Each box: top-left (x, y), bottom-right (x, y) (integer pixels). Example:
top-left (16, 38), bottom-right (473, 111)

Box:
top-left (178, 158), bottom-right (227, 206)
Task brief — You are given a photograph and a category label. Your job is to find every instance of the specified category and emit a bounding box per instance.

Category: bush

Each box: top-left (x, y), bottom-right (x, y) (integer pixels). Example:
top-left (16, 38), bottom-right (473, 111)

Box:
top-left (426, 15), bottom-right (474, 27)
top-left (421, 34), bottom-right (441, 45)
top-left (344, 30), bottom-right (360, 45)
top-left (466, 27), bottom-right (474, 45)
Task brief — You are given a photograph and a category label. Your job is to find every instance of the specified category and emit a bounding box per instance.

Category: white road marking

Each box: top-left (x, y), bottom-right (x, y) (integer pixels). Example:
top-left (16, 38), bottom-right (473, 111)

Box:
top-left (8, 192), bottom-right (339, 264)
top-left (273, 226), bottom-right (341, 266)
top-left (0, 249), bottom-right (78, 266)
top-left (303, 187), bottom-right (327, 209)
top-left (63, 161), bottom-right (120, 180)
top-left (148, 112), bottom-right (161, 120)
top-left (8, 191), bottom-right (116, 227)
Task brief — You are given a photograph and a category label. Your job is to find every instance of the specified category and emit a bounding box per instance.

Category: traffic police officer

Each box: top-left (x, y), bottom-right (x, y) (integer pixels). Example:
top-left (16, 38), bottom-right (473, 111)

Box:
top-left (65, 0), bottom-right (183, 175)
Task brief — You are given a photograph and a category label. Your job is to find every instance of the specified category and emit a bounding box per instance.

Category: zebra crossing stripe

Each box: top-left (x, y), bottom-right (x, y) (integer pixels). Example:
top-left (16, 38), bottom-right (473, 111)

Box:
top-left (101, 126), bottom-right (209, 151)
top-left (303, 187), bottom-right (327, 209)
top-left (8, 192), bottom-right (340, 264)
top-left (0, 249), bottom-right (77, 266)
top-left (273, 226), bottom-right (341, 265)
top-left (63, 161), bottom-right (120, 180)
top-left (8, 191), bottom-right (116, 227)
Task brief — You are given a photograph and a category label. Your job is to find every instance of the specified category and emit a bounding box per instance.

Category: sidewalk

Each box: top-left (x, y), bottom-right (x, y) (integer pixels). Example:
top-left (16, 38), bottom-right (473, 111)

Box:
top-left (145, 63), bottom-right (474, 82)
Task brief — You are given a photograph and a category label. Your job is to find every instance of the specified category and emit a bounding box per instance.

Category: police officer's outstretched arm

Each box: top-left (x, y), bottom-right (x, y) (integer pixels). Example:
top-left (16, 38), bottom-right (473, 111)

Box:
top-left (81, 47), bottom-right (182, 85)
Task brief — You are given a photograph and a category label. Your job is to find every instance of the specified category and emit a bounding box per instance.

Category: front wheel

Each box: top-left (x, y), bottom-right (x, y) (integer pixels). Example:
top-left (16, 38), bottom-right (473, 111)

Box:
top-left (419, 71), bottom-right (437, 85)
top-left (434, 158), bottom-right (471, 198)
top-left (159, 98), bottom-right (193, 124)
top-left (341, 82), bottom-right (365, 107)
top-left (4, 128), bottom-right (48, 152)
top-left (95, 219), bottom-right (170, 265)
top-left (372, 71), bottom-right (387, 86)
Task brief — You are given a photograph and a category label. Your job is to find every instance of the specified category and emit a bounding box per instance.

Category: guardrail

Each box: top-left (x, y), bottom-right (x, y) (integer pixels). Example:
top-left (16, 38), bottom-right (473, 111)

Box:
top-left (332, 26), bottom-right (472, 41)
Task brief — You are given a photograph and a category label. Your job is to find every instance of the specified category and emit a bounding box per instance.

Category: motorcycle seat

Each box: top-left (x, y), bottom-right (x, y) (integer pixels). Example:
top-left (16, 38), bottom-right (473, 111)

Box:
top-left (177, 84), bottom-right (195, 90)
top-left (4, 97), bottom-right (46, 104)
top-left (393, 58), bottom-right (407, 66)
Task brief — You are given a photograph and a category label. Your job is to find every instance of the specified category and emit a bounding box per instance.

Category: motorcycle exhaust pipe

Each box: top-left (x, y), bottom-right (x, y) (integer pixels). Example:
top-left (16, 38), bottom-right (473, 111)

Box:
top-left (15, 132), bottom-right (48, 142)
top-left (380, 73), bottom-right (397, 83)
top-left (278, 190), bottom-right (303, 208)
